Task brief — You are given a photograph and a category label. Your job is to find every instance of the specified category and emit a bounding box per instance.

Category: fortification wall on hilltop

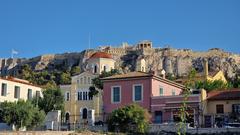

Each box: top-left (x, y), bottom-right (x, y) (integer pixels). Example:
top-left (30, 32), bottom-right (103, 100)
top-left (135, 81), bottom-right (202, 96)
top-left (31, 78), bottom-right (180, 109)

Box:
top-left (0, 46), bottom-right (239, 80)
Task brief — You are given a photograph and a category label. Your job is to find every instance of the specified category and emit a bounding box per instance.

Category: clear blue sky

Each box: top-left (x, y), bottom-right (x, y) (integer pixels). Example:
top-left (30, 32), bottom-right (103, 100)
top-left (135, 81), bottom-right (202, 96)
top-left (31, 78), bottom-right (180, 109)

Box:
top-left (0, 0), bottom-right (239, 58)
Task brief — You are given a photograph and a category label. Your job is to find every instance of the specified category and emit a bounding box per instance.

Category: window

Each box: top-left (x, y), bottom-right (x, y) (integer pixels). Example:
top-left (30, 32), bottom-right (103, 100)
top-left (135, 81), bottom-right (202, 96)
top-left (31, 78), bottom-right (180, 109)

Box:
top-left (94, 65), bottom-right (97, 73)
top-left (133, 85), bottom-right (143, 101)
top-left (82, 92), bottom-right (88, 100)
top-left (65, 92), bottom-right (70, 101)
top-left (89, 93), bottom-right (93, 100)
top-left (85, 92), bottom-right (88, 100)
top-left (1, 83), bottom-right (7, 96)
top-left (78, 91), bottom-right (82, 100)
top-left (36, 91), bottom-right (41, 98)
top-left (27, 89), bottom-right (32, 100)
top-left (159, 86), bottom-right (163, 96)
top-left (80, 78), bottom-right (83, 84)
top-left (112, 86), bottom-right (121, 103)
top-left (103, 66), bottom-right (107, 72)
top-left (88, 77), bottom-right (90, 84)
top-left (216, 104), bottom-right (224, 114)
top-left (84, 76), bottom-right (87, 84)
top-left (172, 89), bottom-right (176, 96)
top-left (14, 86), bottom-right (20, 99)
top-left (232, 104), bottom-right (240, 114)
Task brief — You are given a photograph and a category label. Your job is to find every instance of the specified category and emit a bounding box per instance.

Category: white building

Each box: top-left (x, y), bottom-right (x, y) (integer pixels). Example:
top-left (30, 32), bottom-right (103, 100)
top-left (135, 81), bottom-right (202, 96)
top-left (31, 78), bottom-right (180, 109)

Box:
top-left (0, 76), bottom-right (43, 103)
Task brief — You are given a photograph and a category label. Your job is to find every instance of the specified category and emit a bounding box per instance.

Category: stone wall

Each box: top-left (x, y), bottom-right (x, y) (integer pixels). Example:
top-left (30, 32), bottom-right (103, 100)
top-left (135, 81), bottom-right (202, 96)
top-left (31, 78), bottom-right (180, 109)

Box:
top-left (1, 46), bottom-right (240, 80)
top-left (148, 124), bottom-right (240, 135)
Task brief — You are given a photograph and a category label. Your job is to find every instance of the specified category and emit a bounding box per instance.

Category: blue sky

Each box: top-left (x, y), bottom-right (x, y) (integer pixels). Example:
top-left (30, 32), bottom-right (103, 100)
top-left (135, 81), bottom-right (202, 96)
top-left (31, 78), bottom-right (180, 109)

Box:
top-left (0, 0), bottom-right (239, 58)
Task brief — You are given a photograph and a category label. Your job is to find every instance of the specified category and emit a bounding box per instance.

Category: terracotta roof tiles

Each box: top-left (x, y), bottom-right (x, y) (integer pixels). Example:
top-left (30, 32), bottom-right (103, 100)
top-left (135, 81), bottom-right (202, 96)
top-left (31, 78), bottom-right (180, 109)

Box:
top-left (90, 52), bottom-right (112, 59)
top-left (207, 89), bottom-right (240, 100)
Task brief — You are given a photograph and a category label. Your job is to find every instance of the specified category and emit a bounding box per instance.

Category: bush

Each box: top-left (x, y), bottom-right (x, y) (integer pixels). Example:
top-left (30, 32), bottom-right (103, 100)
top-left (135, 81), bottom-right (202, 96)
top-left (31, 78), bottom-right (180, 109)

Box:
top-left (0, 100), bottom-right (45, 130)
top-left (31, 88), bottom-right (64, 114)
top-left (107, 104), bottom-right (150, 134)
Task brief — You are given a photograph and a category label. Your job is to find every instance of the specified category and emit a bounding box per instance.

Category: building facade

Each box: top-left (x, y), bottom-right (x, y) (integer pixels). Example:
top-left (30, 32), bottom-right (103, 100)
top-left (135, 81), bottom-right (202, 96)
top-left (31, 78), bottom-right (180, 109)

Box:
top-left (101, 71), bottom-right (203, 124)
top-left (203, 89), bottom-right (240, 128)
top-left (60, 72), bottom-right (102, 125)
top-left (60, 52), bottom-right (115, 126)
top-left (0, 76), bottom-right (42, 103)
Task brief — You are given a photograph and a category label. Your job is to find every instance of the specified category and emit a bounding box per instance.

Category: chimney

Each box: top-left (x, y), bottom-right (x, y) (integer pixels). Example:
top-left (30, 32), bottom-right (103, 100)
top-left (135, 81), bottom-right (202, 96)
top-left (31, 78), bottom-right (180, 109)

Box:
top-left (203, 58), bottom-right (208, 77)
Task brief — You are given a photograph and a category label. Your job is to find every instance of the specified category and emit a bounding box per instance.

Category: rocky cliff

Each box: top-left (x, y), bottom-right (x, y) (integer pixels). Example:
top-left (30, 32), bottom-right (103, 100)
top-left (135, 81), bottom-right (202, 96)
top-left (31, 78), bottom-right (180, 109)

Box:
top-left (1, 47), bottom-right (239, 80)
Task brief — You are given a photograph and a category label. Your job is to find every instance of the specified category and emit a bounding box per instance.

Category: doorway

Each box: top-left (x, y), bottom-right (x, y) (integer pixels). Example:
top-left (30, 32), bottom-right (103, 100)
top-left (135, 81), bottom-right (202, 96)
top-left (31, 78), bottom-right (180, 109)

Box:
top-left (155, 111), bottom-right (162, 123)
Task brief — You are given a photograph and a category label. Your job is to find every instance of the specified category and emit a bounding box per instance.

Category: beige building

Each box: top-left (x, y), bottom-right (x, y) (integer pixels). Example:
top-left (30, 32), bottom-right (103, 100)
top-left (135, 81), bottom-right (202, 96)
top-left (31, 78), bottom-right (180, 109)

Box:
top-left (60, 52), bottom-right (115, 125)
top-left (135, 56), bottom-right (146, 72)
top-left (0, 76), bottom-right (42, 103)
top-left (86, 52), bottom-right (115, 74)
top-left (136, 40), bottom-right (152, 49)
top-left (203, 89), bottom-right (240, 128)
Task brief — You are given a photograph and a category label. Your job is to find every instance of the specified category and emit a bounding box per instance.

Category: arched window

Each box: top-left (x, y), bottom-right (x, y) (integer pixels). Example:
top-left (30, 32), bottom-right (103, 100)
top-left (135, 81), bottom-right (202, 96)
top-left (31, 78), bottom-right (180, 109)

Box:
top-left (94, 65), bottom-right (98, 73)
top-left (65, 112), bottom-right (70, 123)
top-left (103, 65), bottom-right (107, 72)
top-left (82, 108), bottom-right (88, 119)
top-left (84, 76), bottom-right (87, 84)
top-left (88, 77), bottom-right (90, 84)
top-left (83, 92), bottom-right (86, 100)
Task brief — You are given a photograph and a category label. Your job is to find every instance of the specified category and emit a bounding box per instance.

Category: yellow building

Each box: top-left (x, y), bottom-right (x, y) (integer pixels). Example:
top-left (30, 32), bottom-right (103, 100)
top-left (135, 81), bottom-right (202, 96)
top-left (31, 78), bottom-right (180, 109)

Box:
top-left (60, 72), bottom-right (102, 125)
top-left (176, 59), bottom-right (227, 84)
top-left (199, 59), bottom-right (227, 83)
top-left (60, 52), bottom-right (115, 126)
top-left (0, 76), bottom-right (42, 102)
top-left (203, 89), bottom-right (240, 128)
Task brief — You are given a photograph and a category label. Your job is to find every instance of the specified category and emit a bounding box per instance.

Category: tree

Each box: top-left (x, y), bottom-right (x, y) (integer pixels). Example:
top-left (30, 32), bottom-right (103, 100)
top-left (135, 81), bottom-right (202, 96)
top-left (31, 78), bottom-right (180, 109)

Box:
top-left (0, 100), bottom-right (45, 130)
top-left (166, 73), bottom-right (176, 81)
top-left (194, 80), bottom-right (230, 92)
top-left (232, 74), bottom-right (240, 88)
top-left (70, 66), bottom-right (81, 76)
top-left (107, 104), bottom-right (150, 134)
top-left (185, 68), bottom-right (197, 89)
top-left (88, 86), bottom-right (99, 98)
top-left (59, 71), bottom-right (71, 84)
top-left (32, 88), bottom-right (64, 114)
top-left (92, 69), bottom-right (120, 90)
top-left (18, 64), bottom-right (34, 83)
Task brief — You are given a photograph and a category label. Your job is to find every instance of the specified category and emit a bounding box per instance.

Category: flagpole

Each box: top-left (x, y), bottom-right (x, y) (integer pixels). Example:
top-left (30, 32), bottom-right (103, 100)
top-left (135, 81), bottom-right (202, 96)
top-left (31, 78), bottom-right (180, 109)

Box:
top-left (88, 33), bottom-right (91, 50)
top-left (11, 49), bottom-right (13, 59)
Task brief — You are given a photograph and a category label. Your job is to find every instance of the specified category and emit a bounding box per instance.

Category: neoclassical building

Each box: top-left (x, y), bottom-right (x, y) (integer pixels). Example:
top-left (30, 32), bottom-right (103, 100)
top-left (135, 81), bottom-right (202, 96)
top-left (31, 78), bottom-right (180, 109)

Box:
top-left (0, 76), bottom-right (42, 103)
top-left (60, 52), bottom-right (115, 126)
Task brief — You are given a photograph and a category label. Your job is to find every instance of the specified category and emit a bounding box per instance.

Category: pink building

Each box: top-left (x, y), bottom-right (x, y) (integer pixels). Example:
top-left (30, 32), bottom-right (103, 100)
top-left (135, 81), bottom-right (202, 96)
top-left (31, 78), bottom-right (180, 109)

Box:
top-left (102, 71), bottom-right (203, 124)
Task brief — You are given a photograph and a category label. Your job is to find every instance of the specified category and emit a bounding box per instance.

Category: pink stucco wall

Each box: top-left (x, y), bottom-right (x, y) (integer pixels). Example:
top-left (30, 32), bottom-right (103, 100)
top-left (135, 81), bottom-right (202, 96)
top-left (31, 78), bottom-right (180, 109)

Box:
top-left (151, 95), bottom-right (200, 122)
top-left (103, 78), bottom-right (151, 114)
top-left (151, 78), bottom-right (182, 96)
top-left (102, 76), bottom-right (200, 123)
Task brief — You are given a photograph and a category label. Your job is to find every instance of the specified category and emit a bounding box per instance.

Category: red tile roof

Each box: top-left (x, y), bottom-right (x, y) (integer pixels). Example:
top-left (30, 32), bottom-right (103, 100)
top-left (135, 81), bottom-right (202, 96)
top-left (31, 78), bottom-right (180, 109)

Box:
top-left (0, 76), bottom-right (41, 88)
top-left (102, 71), bottom-right (186, 89)
top-left (102, 71), bottom-right (151, 79)
top-left (90, 52), bottom-right (112, 59)
top-left (207, 89), bottom-right (240, 100)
